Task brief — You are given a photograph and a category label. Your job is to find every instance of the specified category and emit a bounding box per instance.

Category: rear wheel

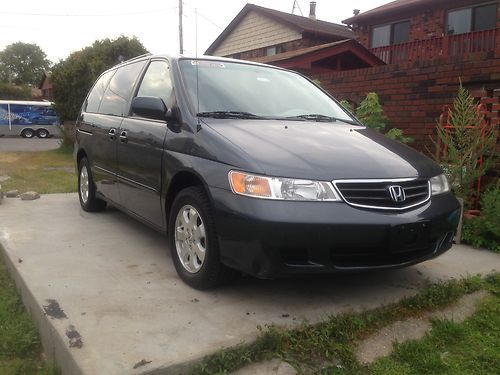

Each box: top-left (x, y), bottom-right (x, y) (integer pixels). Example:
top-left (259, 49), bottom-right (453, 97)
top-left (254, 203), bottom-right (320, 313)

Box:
top-left (21, 128), bottom-right (34, 138)
top-left (169, 186), bottom-right (236, 289)
top-left (78, 157), bottom-right (106, 212)
top-left (37, 128), bottom-right (49, 138)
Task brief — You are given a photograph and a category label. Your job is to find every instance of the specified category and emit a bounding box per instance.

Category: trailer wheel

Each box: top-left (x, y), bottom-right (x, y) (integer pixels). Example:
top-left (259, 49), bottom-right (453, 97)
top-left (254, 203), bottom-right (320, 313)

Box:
top-left (37, 129), bottom-right (50, 138)
top-left (21, 128), bottom-right (35, 138)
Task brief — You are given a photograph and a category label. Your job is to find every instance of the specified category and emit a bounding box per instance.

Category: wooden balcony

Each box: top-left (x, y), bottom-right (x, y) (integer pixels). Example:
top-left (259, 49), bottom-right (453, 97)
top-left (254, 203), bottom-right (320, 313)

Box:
top-left (371, 28), bottom-right (499, 64)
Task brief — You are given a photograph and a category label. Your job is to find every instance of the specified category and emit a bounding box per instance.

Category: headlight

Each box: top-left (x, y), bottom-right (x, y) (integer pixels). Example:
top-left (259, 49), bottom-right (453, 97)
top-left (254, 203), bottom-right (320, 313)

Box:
top-left (229, 171), bottom-right (340, 201)
top-left (430, 174), bottom-right (450, 195)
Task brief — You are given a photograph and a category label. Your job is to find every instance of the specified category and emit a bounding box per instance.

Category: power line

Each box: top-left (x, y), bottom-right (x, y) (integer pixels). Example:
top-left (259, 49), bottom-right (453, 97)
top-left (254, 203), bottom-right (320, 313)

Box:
top-left (0, 8), bottom-right (176, 17)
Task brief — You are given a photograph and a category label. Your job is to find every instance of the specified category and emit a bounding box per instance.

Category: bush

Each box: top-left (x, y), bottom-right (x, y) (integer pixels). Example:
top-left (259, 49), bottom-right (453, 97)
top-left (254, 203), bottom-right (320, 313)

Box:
top-left (462, 185), bottom-right (500, 252)
top-left (0, 83), bottom-right (31, 100)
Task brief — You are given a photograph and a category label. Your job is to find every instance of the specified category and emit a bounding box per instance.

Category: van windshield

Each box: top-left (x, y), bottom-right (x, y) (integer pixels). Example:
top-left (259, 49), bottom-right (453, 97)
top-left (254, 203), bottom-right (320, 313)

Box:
top-left (179, 59), bottom-right (354, 123)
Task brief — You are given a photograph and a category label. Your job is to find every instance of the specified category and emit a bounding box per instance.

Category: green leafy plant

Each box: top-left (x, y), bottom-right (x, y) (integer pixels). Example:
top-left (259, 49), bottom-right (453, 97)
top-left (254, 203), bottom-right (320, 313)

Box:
top-left (436, 84), bottom-right (497, 207)
top-left (339, 99), bottom-right (353, 113)
top-left (462, 184), bottom-right (500, 252)
top-left (348, 92), bottom-right (412, 143)
top-left (355, 92), bottom-right (388, 132)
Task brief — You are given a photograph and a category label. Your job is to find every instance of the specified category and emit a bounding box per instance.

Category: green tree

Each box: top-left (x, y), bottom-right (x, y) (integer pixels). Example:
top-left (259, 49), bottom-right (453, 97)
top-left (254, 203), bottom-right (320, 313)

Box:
top-left (436, 84), bottom-right (497, 207)
top-left (0, 42), bottom-right (50, 85)
top-left (51, 36), bottom-right (148, 121)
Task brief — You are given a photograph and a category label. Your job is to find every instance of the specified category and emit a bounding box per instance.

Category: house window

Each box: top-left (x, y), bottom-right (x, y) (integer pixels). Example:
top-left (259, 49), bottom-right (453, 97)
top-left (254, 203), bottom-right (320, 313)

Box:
top-left (371, 20), bottom-right (410, 48)
top-left (265, 44), bottom-right (286, 56)
top-left (447, 3), bottom-right (497, 35)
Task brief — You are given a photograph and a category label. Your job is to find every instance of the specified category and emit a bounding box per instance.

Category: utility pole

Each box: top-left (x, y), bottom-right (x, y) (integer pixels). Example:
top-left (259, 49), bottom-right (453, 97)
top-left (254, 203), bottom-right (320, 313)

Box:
top-left (179, 0), bottom-right (184, 54)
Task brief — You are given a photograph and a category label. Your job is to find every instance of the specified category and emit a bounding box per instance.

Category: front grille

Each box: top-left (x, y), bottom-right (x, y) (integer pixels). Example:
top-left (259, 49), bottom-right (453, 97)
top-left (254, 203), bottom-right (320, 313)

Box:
top-left (334, 179), bottom-right (430, 210)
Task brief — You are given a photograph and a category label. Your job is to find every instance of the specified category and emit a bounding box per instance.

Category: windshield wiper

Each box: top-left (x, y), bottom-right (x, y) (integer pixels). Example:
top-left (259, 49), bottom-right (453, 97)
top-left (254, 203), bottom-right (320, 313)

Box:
top-left (285, 114), bottom-right (357, 124)
top-left (197, 111), bottom-right (265, 119)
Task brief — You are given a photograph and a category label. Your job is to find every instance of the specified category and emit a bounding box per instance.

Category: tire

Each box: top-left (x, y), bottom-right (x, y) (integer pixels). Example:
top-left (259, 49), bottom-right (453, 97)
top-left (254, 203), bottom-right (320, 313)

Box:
top-left (21, 128), bottom-right (34, 138)
top-left (78, 157), bottom-right (107, 212)
top-left (37, 128), bottom-right (50, 138)
top-left (169, 186), bottom-right (237, 289)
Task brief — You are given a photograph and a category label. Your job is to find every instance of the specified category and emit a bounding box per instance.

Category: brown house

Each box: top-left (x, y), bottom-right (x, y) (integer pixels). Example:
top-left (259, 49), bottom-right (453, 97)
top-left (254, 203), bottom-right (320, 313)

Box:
top-left (308, 0), bottom-right (500, 152)
top-left (38, 71), bottom-right (53, 101)
top-left (343, 0), bottom-right (500, 64)
top-left (205, 3), bottom-right (383, 73)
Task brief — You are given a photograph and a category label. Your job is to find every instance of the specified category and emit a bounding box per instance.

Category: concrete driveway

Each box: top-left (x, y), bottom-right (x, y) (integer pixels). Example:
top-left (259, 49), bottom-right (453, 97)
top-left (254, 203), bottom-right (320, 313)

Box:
top-left (0, 137), bottom-right (61, 152)
top-left (0, 194), bottom-right (499, 374)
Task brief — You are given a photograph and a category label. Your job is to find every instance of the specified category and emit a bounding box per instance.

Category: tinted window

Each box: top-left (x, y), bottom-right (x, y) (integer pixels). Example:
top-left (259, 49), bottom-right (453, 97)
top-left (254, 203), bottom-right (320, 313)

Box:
top-left (99, 61), bottom-right (146, 116)
top-left (393, 21), bottom-right (410, 45)
top-left (180, 60), bottom-right (353, 122)
top-left (474, 4), bottom-right (497, 31)
top-left (371, 24), bottom-right (391, 48)
top-left (447, 8), bottom-right (472, 35)
top-left (86, 70), bottom-right (114, 113)
top-left (136, 61), bottom-right (173, 106)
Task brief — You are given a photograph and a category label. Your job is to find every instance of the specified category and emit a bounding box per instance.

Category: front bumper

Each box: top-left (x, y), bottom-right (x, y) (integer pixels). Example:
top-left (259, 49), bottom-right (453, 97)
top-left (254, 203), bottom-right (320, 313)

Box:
top-left (209, 187), bottom-right (461, 278)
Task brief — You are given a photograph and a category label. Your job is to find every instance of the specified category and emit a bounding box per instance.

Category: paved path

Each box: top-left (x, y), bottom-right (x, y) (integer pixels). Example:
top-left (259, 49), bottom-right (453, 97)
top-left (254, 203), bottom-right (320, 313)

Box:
top-left (0, 194), bottom-right (498, 374)
top-left (0, 138), bottom-right (61, 152)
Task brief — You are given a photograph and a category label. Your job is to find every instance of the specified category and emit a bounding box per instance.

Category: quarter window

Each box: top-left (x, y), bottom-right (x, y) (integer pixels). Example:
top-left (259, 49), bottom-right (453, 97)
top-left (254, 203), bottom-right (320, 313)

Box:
top-left (371, 20), bottom-right (410, 48)
top-left (136, 61), bottom-right (173, 107)
top-left (85, 70), bottom-right (114, 113)
top-left (447, 3), bottom-right (497, 35)
top-left (99, 61), bottom-right (146, 116)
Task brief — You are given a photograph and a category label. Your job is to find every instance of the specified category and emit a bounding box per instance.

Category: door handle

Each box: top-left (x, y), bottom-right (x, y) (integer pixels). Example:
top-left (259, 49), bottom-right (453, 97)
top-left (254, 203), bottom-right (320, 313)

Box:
top-left (119, 130), bottom-right (128, 143)
top-left (108, 128), bottom-right (116, 140)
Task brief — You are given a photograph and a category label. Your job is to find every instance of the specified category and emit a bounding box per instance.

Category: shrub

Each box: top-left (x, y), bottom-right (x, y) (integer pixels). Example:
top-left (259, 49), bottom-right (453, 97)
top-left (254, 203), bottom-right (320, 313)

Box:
top-left (462, 184), bottom-right (500, 252)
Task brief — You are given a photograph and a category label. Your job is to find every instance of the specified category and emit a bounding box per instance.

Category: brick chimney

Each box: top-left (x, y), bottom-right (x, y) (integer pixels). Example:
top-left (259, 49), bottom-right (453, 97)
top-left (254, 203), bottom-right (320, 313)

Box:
top-left (309, 1), bottom-right (317, 20)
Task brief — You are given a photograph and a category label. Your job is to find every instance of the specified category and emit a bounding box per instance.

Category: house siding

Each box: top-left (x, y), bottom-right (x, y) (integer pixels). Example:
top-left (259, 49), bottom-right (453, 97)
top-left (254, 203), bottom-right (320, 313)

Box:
top-left (212, 11), bottom-right (302, 57)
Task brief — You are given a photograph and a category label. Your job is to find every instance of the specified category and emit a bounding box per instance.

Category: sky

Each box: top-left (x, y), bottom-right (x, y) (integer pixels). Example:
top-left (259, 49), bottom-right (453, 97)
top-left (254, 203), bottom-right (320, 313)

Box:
top-left (0, 0), bottom-right (389, 63)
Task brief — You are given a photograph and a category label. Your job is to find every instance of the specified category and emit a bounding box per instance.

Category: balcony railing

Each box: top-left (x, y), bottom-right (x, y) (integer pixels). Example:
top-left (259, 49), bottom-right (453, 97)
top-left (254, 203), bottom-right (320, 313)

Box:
top-left (371, 28), bottom-right (498, 64)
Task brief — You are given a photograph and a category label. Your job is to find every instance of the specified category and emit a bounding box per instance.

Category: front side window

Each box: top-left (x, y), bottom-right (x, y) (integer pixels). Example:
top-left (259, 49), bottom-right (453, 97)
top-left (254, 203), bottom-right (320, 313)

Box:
top-left (136, 61), bottom-right (173, 107)
top-left (447, 3), bottom-right (497, 35)
top-left (99, 61), bottom-right (146, 116)
top-left (179, 59), bottom-right (353, 122)
top-left (371, 21), bottom-right (410, 48)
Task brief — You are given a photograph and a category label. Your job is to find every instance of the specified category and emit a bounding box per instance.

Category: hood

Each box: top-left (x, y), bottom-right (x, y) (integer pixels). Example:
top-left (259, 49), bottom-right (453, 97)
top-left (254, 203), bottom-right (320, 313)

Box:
top-left (202, 119), bottom-right (441, 180)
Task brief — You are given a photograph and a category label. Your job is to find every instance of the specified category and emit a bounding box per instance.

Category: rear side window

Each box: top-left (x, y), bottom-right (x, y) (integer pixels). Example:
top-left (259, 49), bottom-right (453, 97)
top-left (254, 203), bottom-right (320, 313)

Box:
top-left (85, 70), bottom-right (114, 113)
top-left (99, 61), bottom-right (146, 116)
top-left (136, 61), bottom-right (173, 107)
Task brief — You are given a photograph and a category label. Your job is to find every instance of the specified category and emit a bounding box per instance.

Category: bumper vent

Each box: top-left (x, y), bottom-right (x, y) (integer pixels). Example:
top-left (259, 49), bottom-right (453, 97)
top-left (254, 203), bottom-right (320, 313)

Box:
top-left (333, 178), bottom-right (430, 210)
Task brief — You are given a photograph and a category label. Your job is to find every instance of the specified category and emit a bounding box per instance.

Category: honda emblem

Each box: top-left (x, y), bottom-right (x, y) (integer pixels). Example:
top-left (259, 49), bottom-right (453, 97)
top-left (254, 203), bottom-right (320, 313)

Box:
top-left (388, 185), bottom-right (406, 202)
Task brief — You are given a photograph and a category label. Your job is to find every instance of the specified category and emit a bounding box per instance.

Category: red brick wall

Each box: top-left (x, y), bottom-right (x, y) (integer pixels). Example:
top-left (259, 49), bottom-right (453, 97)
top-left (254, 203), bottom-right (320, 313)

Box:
top-left (313, 55), bottom-right (500, 153)
top-left (352, 0), bottom-right (500, 48)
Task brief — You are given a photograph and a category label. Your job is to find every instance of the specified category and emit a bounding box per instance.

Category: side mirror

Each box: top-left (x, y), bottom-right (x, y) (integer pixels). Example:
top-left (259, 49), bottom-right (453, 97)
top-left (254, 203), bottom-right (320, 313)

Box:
top-left (131, 96), bottom-right (168, 121)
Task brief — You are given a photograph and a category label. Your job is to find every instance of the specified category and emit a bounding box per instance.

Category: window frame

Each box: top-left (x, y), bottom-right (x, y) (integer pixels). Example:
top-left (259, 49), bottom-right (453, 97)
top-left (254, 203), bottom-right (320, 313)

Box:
top-left (370, 19), bottom-right (411, 48)
top-left (446, 1), bottom-right (498, 35)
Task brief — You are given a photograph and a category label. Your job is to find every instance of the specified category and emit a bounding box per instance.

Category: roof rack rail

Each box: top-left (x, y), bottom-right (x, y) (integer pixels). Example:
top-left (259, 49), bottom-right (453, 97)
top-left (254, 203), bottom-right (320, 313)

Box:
top-left (114, 53), bottom-right (153, 67)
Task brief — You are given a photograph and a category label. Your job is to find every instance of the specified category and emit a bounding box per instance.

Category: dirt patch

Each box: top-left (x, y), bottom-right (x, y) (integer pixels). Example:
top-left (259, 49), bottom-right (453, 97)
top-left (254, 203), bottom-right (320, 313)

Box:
top-left (0, 153), bottom-right (20, 163)
top-left (66, 325), bottom-right (83, 348)
top-left (43, 299), bottom-right (68, 319)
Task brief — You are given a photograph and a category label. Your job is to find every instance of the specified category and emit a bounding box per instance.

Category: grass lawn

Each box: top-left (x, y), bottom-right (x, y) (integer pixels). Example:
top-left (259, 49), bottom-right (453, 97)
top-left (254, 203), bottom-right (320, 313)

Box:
top-left (0, 259), bottom-right (57, 374)
top-left (194, 274), bottom-right (499, 374)
top-left (0, 144), bottom-right (76, 194)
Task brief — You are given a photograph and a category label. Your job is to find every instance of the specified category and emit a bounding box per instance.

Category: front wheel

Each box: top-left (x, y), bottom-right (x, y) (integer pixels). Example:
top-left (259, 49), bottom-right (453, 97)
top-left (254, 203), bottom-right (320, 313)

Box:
top-left (37, 128), bottom-right (49, 138)
top-left (78, 158), bottom-right (106, 212)
top-left (21, 128), bottom-right (34, 138)
top-left (169, 186), bottom-right (236, 289)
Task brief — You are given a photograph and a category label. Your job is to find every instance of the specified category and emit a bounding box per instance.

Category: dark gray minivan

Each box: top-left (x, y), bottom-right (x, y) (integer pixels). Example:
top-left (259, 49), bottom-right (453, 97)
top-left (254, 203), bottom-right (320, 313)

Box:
top-left (75, 54), bottom-right (460, 289)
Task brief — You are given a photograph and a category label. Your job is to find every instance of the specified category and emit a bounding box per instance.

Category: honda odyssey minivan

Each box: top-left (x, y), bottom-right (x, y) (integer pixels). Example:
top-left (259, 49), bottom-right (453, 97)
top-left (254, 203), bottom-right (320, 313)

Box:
top-left (75, 54), bottom-right (460, 289)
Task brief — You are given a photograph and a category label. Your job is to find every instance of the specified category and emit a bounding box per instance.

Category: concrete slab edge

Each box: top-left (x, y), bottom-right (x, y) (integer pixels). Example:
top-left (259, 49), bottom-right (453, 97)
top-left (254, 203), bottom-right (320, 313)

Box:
top-left (0, 238), bottom-right (83, 375)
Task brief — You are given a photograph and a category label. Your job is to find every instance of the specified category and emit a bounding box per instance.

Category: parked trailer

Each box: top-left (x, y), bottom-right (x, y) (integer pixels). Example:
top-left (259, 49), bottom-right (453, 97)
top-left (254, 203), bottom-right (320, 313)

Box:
top-left (0, 100), bottom-right (62, 138)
